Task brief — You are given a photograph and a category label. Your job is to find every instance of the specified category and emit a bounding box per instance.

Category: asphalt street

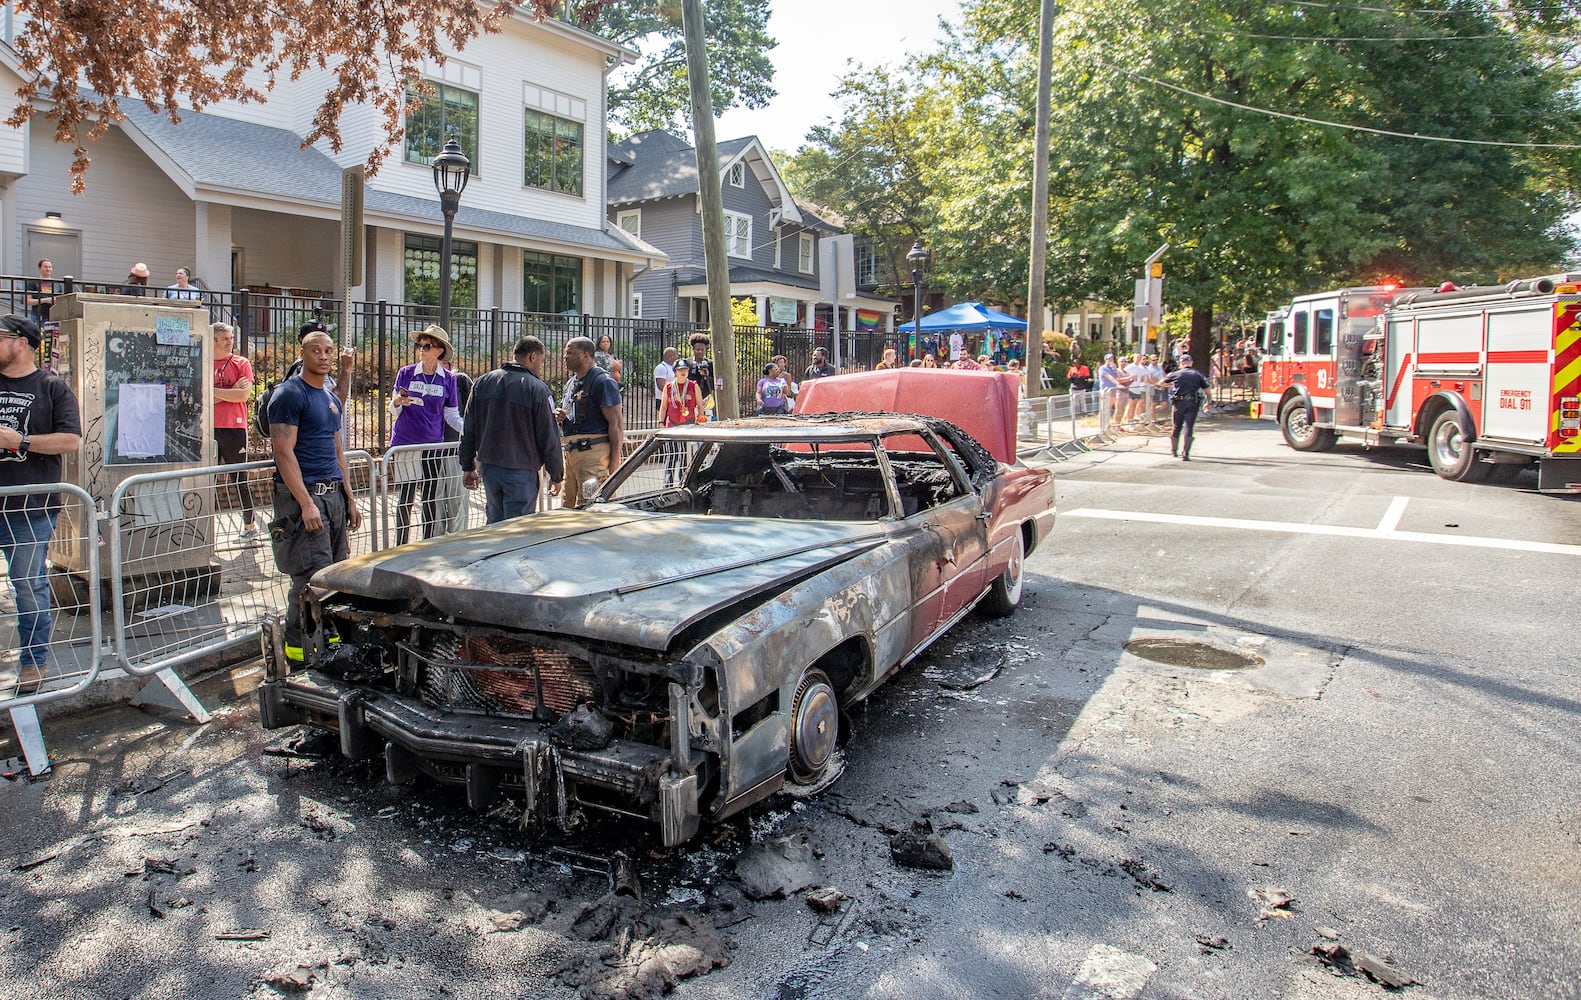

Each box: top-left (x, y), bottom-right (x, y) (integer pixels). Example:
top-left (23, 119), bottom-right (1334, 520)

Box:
top-left (2, 415), bottom-right (1577, 1000)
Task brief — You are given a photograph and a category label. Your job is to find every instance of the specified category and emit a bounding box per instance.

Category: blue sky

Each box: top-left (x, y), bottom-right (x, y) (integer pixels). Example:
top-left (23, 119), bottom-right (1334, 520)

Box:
top-left (711, 0), bottom-right (963, 154)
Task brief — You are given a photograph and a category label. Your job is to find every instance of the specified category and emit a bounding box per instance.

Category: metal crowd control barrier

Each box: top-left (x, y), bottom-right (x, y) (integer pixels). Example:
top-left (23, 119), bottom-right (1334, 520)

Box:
top-left (375, 442), bottom-right (472, 549)
top-left (1, 482), bottom-right (103, 775)
top-left (103, 453), bottom-right (379, 720)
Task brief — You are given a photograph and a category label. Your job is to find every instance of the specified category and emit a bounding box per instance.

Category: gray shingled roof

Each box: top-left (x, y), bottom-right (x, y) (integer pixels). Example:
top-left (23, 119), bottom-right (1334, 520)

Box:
top-left (117, 102), bottom-right (656, 258)
top-left (671, 265), bottom-right (821, 292)
top-left (606, 129), bottom-right (753, 205)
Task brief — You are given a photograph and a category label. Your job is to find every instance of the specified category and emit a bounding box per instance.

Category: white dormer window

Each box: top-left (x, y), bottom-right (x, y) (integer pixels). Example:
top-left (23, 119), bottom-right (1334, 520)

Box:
top-left (798, 233), bottom-right (814, 273)
top-left (616, 210), bottom-right (641, 238)
top-left (728, 161), bottom-right (745, 188)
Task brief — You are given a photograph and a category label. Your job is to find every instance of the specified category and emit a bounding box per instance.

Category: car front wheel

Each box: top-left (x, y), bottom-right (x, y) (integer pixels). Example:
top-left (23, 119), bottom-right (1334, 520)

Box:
top-left (787, 668), bottom-right (839, 786)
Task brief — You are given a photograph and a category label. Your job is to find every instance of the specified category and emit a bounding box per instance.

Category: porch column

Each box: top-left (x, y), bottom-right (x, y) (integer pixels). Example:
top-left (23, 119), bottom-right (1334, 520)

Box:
top-left (756, 294), bottom-right (768, 325)
top-left (193, 202), bottom-right (233, 292)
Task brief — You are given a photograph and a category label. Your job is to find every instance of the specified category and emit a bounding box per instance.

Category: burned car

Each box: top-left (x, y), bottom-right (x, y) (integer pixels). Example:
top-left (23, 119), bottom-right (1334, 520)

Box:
top-left (259, 371), bottom-right (1054, 845)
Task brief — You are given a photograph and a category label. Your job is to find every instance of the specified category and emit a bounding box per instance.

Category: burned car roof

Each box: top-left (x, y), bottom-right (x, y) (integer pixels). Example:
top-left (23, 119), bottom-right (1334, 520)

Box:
top-left (650, 412), bottom-right (946, 440)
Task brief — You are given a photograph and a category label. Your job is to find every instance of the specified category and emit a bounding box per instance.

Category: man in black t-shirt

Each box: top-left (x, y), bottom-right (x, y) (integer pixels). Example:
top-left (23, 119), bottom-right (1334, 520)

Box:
top-left (686, 333), bottom-right (715, 405)
top-left (0, 314), bottom-right (82, 692)
top-left (804, 346), bottom-right (837, 381)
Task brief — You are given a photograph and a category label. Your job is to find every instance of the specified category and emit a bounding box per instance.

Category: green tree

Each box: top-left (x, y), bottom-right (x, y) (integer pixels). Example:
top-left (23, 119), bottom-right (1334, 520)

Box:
top-left (781, 67), bottom-right (938, 299)
top-left (1039, 0), bottom-right (1580, 359)
top-left (597, 0), bottom-right (778, 135)
top-left (906, 0), bottom-right (1581, 362)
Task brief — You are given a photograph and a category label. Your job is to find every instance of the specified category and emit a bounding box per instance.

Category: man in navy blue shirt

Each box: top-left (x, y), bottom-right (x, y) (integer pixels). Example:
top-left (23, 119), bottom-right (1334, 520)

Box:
top-left (556, 336), bottom-right (624, 507)
top-left (267, 330), bottom-right (362, 662)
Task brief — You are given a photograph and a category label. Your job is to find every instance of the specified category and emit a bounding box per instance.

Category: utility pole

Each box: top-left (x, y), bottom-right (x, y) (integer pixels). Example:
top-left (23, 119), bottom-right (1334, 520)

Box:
top-left (682, 0), bottom-right (740, 419)
top-left (1025, 0), bottom-right (1055, 399)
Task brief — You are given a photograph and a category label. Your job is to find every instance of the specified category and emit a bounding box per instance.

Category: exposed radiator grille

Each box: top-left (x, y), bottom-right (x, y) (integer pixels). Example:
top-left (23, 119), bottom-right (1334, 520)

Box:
top-left (410, 633), bottom-right (601, 718)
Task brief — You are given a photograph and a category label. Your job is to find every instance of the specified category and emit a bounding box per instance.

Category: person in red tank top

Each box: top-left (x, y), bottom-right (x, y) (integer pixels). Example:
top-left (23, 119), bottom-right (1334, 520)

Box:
top-left (660, 361), bottom-right (704, 486)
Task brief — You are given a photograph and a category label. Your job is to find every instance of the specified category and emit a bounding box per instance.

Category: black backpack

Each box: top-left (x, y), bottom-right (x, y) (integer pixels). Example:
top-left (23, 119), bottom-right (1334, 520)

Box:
top-left (253, 362), bottom-right (304, 437)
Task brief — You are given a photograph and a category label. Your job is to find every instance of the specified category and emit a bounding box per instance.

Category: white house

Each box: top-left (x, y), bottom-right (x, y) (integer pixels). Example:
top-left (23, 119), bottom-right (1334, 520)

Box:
top-left (0, 4), bottom-right (664, 316)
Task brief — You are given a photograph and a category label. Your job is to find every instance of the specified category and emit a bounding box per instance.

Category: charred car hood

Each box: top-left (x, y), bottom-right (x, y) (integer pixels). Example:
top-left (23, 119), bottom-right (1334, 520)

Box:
top-left (313, 510), bottom-right (887, 650)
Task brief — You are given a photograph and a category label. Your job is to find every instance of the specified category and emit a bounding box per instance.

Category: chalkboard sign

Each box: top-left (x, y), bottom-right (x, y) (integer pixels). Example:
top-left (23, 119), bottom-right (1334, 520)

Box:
top-left (104, 317), bottom-right (206, 465)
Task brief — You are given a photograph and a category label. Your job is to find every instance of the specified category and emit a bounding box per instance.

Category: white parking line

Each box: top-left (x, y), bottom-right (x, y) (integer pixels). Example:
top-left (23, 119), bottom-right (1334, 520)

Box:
top-left (1377, 495), bottom-right (1410, 533)
top-left (1063, 507), bottom-right (1581, 556)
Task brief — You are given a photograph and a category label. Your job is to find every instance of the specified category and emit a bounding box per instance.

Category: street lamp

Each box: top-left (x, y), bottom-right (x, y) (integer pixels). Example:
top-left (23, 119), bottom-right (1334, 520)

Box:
top-left (907, 238), bottom-right (930, 356)
top-left (431, 137), bottom-right (471, 334)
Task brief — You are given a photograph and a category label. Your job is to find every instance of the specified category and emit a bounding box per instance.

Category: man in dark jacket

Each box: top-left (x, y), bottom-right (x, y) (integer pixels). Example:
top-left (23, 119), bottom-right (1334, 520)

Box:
top-left (1162, 354), bottom-right (1213, 461)
top-left (460, 337), bottom-right (563, 522)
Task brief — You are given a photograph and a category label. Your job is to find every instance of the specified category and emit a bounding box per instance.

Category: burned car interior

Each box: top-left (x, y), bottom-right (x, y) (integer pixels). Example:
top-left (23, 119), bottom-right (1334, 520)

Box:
top-left (610, 418), bottom-right (995, 522)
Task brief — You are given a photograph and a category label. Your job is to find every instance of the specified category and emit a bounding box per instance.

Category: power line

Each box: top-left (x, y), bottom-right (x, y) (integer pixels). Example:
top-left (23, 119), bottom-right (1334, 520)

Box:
top-left (1271, 0), bottom-right (1576, 14)
top-left (1099, 59), bottom-right (1581, 149)
top-left (1215, 28), bottom-right (1510, 39)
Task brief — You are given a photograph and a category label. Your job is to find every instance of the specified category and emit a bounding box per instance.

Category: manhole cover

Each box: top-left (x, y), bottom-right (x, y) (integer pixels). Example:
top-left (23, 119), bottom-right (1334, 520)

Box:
top-left (1123, 637), bottom-right (1264, 671)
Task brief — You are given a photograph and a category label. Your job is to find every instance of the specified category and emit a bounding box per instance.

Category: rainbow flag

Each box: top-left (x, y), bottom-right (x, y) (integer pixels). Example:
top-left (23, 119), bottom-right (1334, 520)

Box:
top-left (855, 309), bottom-right (881, 331)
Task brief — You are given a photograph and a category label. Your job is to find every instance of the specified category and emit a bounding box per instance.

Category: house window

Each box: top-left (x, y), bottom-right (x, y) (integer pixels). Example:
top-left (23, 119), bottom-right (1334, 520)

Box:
top-left (725, 211), bottom-right (752, 259)
top-left (405, 83), bottom-right (480, 174)
top-left (798, 233), bottom-right (814, 273)
top-left (404, 234), bottom-right (478, 309)
top-left (524, 251), bottom-right (581, 314)
top-left (524, 109), bottom-right (584, 196)
top-left (857, 244), bottom-right (882, 286)
top-left (631, 291), bottom-right (642, 319)
top-left (728, 161), bottom-right (745, 187)
top-left (616, 210), bottom-right (641, 238)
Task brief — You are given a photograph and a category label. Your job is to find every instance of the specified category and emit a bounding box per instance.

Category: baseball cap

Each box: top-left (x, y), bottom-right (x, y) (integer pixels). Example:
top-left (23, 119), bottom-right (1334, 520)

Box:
top-left (1180, 353), bottom-right (1193, 364)
top-left (1104, 352), bottom-right (1115, 360)
top-left (1, 314), bottom-right (42, 348)
top-left (299, 319), bottom-right (330, 340)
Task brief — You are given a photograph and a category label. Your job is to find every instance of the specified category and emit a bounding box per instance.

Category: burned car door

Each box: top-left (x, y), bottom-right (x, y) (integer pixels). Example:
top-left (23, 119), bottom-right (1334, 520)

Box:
top-left (880, 430), bottom-right (989, 652)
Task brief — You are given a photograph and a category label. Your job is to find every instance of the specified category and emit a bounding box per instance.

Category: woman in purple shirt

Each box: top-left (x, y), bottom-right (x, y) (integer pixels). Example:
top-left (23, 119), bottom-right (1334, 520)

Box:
top-left (389, 325), bottom-right (463, 544)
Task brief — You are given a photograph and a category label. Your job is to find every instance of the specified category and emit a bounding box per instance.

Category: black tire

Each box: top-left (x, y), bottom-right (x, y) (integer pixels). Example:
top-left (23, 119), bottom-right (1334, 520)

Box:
top-left (982, 528), bottom-right (1025, 618)
top-left (787, 668), bottom-right (839, 786)
top-left (1426, 409), bottom-right (1487, 483)
top-left (1280, 399), bottom-right (1336, 452)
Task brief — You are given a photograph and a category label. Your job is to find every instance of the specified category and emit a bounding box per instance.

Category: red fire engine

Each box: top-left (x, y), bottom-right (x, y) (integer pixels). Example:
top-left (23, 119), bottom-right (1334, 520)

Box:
top-left (1257, 274), bottom-right (1581, 490)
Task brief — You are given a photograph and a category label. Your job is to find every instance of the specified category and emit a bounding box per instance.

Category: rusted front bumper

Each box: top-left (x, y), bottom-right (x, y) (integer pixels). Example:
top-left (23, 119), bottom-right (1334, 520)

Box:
top-left (258, 672), bottom-right (702, 846)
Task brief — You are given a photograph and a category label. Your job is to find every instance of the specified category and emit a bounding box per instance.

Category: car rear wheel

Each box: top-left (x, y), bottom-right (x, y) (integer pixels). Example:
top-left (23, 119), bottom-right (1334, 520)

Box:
top-left (982, 529), bottom-right (1024, 618)
top-left (787, 668), bottom-right (839, 786)
top-left (1426, 410), bottom-right (1487, 483)
top-left (1280, 399), bottom-right (1336, 452)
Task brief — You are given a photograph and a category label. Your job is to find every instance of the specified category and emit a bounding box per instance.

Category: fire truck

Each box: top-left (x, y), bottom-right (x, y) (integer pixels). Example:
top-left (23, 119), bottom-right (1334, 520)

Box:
top-left (1257, 274), bottom-right (1581, 491)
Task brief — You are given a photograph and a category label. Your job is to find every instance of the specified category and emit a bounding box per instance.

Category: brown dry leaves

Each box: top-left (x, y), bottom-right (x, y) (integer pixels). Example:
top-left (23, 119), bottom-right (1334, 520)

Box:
top-left (7, 0), bottom-right (611, 192)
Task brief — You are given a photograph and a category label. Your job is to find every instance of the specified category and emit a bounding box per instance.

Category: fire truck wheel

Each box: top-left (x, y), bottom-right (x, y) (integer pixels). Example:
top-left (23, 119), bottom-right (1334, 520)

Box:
top-left (1280, 399), bottom-right (1336, 452)
top-left (1426, 410), bottom-right (1487, 482)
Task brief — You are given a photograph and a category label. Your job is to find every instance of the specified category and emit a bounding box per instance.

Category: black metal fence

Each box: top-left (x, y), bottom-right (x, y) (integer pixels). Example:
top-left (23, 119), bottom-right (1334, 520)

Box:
top-left (2, 273), bottom-right (906, 453)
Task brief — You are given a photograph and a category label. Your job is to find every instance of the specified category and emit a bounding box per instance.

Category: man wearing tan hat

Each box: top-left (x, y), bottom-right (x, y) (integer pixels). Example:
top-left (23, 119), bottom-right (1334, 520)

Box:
top-left (389, 324), bottom-right (462, 543)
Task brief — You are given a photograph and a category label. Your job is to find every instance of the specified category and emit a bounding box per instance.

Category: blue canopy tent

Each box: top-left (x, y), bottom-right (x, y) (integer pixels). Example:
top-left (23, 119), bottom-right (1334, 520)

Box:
top-left (897, 302), bottom-right (1028, 333)
top-left (898, 302), bottom-right (1028, 362)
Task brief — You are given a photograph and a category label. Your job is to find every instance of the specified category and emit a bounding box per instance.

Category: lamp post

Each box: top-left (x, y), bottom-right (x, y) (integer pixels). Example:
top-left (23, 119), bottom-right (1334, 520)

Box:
top-left (431, 137), bottom-right (471, 334)
top-left (907, 238), bottom-right (930, 357)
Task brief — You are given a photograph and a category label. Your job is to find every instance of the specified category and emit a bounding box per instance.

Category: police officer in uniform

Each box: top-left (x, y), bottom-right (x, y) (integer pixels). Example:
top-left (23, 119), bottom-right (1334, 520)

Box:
top-left (1163, 353), bottom-right (1213, 461)
top-left (267, 330), bottom-right (361, 663)
top-left (556, 336), bottom-right (624, 507)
